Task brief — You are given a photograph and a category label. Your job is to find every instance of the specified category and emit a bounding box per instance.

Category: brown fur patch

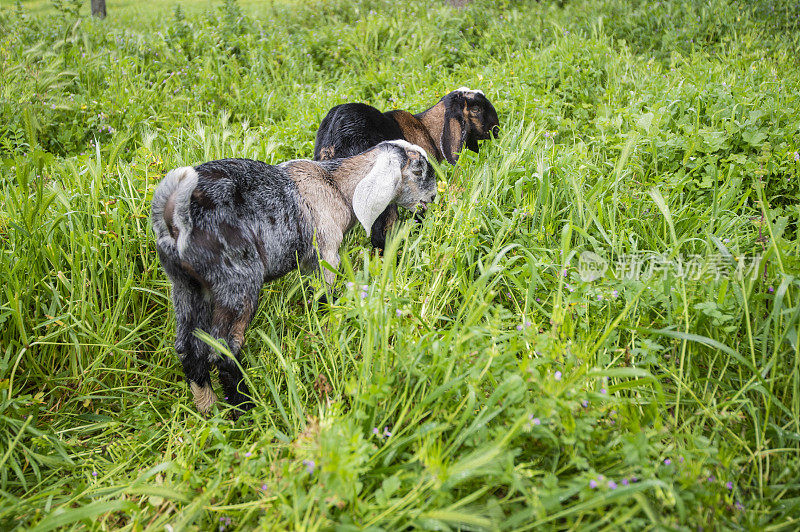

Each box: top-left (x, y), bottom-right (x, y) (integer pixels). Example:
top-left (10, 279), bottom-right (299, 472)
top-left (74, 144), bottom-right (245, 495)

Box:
top-left (388, 110), bottom-right (441, 162)
top-left (286, 160), bottom-right (330, 183)
top-left (414, 101), bottom-right (449, 163)
top-left (180, 260), bottom-right (210, 289)
top-left (287, 160), bottom-right (352, 237)
top-left (443, 116), bottom-right (464, 163)
top-left (286, 154), bottom-right (380, 284)
top-left (318, 146), bottom-right (336, 160)
top-left (209, 297), bottom-right (255, 351)
top-left (230, 299), bottom-right (255, 348)
top-left (212, 304), bottom-right (237, 335)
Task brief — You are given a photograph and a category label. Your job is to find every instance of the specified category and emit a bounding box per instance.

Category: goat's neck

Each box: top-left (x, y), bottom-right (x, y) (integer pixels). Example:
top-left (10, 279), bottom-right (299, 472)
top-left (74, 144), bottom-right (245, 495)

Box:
top-left (324, 152), bottom-right (379, 232)
top-left (415, 101), bottom-right (446, 158)
top-left (328, 154), bottom-right (374, 204)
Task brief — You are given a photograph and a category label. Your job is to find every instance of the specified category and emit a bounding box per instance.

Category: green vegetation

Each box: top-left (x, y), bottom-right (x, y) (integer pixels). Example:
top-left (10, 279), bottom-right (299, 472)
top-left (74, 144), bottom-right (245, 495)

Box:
top-left (2, 0), bottom-right (800, 528)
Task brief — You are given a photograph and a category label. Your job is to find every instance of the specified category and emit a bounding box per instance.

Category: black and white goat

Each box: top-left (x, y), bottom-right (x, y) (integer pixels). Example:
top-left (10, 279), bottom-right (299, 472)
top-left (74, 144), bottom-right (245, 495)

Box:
top-left (313, 87), bottom-right (500, 249)
top-left (151, 140), bottom-right (436, 414)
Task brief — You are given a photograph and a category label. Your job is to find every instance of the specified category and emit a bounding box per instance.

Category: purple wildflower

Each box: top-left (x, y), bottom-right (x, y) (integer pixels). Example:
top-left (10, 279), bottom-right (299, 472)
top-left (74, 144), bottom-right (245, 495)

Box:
top-left (554, 371), bottom-right (562, 381)
top-left (581, 399), bottom-right (589, 408)
top-left (383, 427), bottom-right (392, 437)
top-left (589, 479), bottom-right (598, 488)
top-left (244, 452), bottom-right (252, 458)
top-left (794, 151), bottom-right (799, 162)
top-left (726, 481), bottom-right (733, 490)
top-left (302, 459), bottom-right (315, 474)
top-left (92, 471), bottom-right (98, 477)
top-left (608, 480), bottom-right (617, 489)
top-left (664, 458), bottom-right (672, 465)
top-left (600, 388), bottom-right (607, 394)
top-left (372, 427), bottom-right (380, 435)
top-left (396, 309), bottom-right (403, 317)
top-left (735, 501), bottom-right (744, 510)
top-left (516, 325), bottom-right (523, 331)
top-left (531, 417), bottom-right (541, 425)
top-left (621, 478), bottom-right (629, 486)
top-left (768, 286), bottom-right (774, 293)
top-left (261, 484), bottom-right (268, 491)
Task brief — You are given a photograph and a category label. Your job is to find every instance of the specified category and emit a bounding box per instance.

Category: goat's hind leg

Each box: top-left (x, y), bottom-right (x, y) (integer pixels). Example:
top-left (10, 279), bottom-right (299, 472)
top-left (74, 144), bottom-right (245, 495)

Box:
top-left (171, 274), bottom-right (216, 413)
top-left (210, 273), bottom-right (261, 414)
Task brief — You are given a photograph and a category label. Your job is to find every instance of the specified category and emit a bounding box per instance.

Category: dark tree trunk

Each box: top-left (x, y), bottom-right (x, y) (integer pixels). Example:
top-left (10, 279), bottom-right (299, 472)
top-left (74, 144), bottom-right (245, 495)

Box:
top-left (91, 0), bottom-right (106, 19)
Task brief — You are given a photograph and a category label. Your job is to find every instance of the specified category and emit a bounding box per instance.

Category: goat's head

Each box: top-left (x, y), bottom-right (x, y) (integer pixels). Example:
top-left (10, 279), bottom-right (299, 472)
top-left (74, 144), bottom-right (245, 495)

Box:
top-left (440, 87), bottom-right (500, 164)
top-left (352, 140), bottom-right (436, 236)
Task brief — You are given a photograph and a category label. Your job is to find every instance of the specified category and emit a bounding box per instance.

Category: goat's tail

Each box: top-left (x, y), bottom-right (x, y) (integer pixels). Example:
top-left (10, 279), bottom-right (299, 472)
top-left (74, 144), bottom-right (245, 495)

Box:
top-left (151, 166), bottom-right (198, 258)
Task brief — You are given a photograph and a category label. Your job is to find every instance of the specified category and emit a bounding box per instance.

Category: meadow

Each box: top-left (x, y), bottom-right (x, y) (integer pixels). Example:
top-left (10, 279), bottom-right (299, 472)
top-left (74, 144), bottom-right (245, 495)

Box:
top-left (1, 0), bottom-right (800, 529)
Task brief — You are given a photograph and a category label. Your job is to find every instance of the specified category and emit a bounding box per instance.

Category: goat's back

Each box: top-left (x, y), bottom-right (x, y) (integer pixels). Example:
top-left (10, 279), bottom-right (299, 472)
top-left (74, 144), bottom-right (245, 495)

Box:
top-left (153, 158), bottom-right (315, 287)
top-left (314, 103), bottom-right (404, 160)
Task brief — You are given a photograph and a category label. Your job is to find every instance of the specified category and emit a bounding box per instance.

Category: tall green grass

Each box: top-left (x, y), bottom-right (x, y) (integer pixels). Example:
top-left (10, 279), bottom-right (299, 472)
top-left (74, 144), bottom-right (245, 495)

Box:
top-left (1, 0), bottom-right (799, 529)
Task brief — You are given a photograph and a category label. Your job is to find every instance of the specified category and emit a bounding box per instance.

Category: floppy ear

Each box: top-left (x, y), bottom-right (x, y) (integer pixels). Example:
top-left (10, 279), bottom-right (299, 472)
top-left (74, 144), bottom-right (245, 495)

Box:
top-left (441, 93), bottom-right (468, 164)
top-left (352, 151), bottom-right (401, 236)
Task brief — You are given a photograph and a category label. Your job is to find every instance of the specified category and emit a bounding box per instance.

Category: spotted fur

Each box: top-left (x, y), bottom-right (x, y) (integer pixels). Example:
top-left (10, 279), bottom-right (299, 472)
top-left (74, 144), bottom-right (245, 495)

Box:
top-left (151, 141), bottom-right (436, 416)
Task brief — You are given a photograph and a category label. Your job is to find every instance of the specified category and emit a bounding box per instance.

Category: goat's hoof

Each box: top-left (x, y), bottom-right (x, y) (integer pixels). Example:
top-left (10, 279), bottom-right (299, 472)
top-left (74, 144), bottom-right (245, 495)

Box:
top-left (227, 395), bottom-right (254, 420)
top-left (190, 382), bottom-right (217, 414)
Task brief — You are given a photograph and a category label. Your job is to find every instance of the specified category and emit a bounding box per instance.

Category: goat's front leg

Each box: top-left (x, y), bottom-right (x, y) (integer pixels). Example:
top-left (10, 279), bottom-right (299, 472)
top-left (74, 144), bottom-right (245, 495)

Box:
top-left (370, 204), bottom-right (399, 250)
top-left (318, 229), bottom-right (343, 289)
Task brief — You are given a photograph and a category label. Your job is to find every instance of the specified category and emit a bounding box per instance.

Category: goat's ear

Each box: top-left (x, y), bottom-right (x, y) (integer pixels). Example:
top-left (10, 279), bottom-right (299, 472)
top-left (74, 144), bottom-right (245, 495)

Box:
top-left (353, 151), bottom-right (401, 237)
top-left (441, 92), bottom-right (468, 165)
